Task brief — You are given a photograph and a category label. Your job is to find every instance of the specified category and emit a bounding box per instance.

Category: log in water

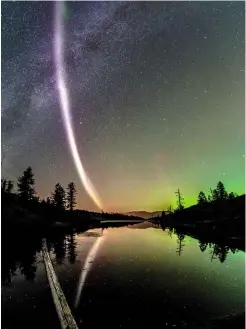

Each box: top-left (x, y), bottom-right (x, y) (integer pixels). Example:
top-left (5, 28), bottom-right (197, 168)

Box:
top-left (42, 239), bottom-right (78, 329)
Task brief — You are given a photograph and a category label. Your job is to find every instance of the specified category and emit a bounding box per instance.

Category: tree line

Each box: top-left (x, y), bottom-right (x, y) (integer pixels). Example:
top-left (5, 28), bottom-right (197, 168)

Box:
top-left (1, 166), bottom-right (77, 211)
top-left (164, 180), bottom-right (238, 216)
top-left (2, 167), bottom-right (238, 215)
top-left (197, 181), bottom-right (237, 205)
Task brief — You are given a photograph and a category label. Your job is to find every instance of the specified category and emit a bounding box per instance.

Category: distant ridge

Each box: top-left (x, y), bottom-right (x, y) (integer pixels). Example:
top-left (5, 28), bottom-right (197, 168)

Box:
top-left (124, 211), bottom-right (162, 219)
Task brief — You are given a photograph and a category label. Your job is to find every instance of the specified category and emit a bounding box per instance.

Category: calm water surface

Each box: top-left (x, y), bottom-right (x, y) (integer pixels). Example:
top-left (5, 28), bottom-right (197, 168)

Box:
top-left (2, 222), bottom-right (245, 329)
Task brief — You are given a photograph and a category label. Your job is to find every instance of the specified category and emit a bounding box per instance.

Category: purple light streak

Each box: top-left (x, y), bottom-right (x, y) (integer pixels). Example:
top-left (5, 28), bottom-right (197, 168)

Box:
top-left (54, 2), bottom-right (103, 210)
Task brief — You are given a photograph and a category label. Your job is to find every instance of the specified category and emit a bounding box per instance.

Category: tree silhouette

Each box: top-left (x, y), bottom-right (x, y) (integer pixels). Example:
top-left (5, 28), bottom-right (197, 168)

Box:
top-left (197, 191), bottom-right (207, 205)
top-left (17, 166), bottom-right (36, 200)
top-left (6, 180), bottom-right (14, 193)
top-left (52, 183), bottom-right (66, 210)
top-left (214, 244), bottom-right (230, 263)
top-left (207, 187), bottom-right (213, 202)
top-left (175, 189), bottom-right (184, 211)
top-left (167, 227), bottom-right (174, 238)
top-left (46, 196), bottom-right (51, 205)
top-left (199, 240), bottom-right (208, 252)
top-left (228, 192), bottom-right (236, 200)
top-left (53, 236), bottom-right (67, 264)
top-left (216, 181), bottom-right (228, 200)
top-left (210, 244), bottom-right (217, 262)
top-left (67, 234), bottom-right (77, 264)
top-left (230, 247), bottom-right (237, 254)
top-left (66, 182), bottom-right (77, 211)
top-left (176, 233), bottom-right (185, 256)
top-left (212, 188), bottom-right (219, 202)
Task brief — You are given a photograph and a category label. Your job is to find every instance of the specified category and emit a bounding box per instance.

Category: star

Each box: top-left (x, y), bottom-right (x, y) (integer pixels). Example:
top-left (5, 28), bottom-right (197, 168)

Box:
top-left (1, 1), bottom-right (244, 212)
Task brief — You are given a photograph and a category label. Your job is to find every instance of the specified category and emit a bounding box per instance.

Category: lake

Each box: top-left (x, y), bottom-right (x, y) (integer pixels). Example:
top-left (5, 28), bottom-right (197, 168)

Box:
top-left (2, 221), bottom-right (245, 329)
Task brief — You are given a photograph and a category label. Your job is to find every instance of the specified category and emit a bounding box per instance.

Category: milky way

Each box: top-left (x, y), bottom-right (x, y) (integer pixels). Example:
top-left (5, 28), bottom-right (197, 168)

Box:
top-left (2, 2), bottom-right (245, 212)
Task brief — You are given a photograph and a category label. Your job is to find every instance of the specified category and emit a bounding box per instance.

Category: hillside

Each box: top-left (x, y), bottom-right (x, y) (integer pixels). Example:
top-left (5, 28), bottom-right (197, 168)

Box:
top-left (157, 194), bottom-right (245, 247)
top-left (125, 210), bottom-right (162, 219)
top-left (161, 194), bottom-right (245, 223)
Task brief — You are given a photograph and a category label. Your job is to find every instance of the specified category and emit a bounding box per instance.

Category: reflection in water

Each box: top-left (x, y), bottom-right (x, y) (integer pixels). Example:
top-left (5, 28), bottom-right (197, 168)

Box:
top-left (199, 241), bottom-right (208, 253)
top-left (203, 242), bottom-right (231, 263)
top-left (2, 222), bottom-right (244, 329)
top-left (167, 227), bottom-right (174, 238)
top-left (2, 230), bottom-right (78, 286)
top-left (2, 232), bottom-right (42, 285)
top-left (19, 253), bottom-right (37, 281)
top-left (212, 244), bottom-right (230, 263)
top-left (176, 233), bottom-right (186, 256)
top-left (2, 223), bottom-right (242, 287)
top-left (162, 224), bottom-right (239, 264)
top-left (53, 235), bottom-right (67, 265)
top-left (2, 258), bottom-right (18, 286)
top-left (67, 233), bottom-right (77, 264)
top-left (74, 228), bottom-right (105, 308)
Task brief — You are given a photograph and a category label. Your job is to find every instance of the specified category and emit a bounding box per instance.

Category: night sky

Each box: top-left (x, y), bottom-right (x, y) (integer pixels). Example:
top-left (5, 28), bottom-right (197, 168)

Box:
top-left (2, 1), bottom-right (245, 212)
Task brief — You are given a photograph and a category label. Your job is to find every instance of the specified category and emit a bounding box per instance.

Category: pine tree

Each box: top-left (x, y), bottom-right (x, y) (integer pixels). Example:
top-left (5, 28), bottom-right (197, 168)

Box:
top-left (52, 183), bottom-right (66, 210)
top-left (197, 191), bottom-right (207, 205)
top-left (228, 192), bottom-right (236, 200)
top-left (17, 166), bottom-right (36, 200)
top-left (66, 182), bottom-right (77, 211)
top-left (6, 180), bottom-right (14, 194)
top-left (175, 189), bottom-right (184, 211)
top-left (216, 181), bottom-right (228, 200)
top-left (212, 188), bottom-right (219, 201)
top-left (207, 188), bottom-right (213, 202)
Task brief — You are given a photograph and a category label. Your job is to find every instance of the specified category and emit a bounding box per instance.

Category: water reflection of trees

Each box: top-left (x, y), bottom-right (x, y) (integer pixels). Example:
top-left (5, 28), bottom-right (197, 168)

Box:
top-left (67, 234), bottom-right (77, 264)
top-left (198, 239), bottom-right (237, 263)
top-left (2, 232), bottom-right (42, 286)
top-left (176, 233), bottom-right (186, 256)
top-left (167, 227), bottom-right (174, 238)
top-left (199, 241), bottom-right (208, 252)
top-left (47, 232), bottom-right (77, 265)
top-left (53, 235), bottom-right (67, 265)
top-left (198, 239), bottom-right (231, 263)
top-left (209, 243), bottom-right (230, 263)
top-left (2, 259), bottom-right (18, 286)
top-left (161, 223), bottom-right (239, 262)
top-left (2, 230), bottom-right (78, 286)
top-left (19, 253), bottom-right (38, 281)
top-left (161, 225), bottom-right (187, 256)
